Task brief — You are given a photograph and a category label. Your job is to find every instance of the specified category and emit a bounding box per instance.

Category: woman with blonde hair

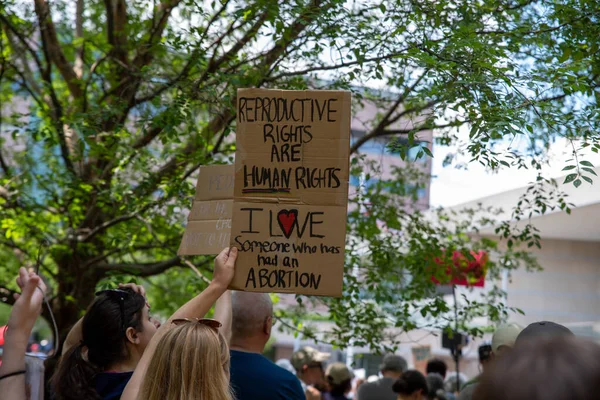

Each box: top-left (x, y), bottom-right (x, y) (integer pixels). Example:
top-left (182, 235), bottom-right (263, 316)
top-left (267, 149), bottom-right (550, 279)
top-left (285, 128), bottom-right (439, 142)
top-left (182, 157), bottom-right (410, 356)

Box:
top-left (139, 318), bottom-right (232, 400)
top-left (121, 247), bottom-right (238, 400)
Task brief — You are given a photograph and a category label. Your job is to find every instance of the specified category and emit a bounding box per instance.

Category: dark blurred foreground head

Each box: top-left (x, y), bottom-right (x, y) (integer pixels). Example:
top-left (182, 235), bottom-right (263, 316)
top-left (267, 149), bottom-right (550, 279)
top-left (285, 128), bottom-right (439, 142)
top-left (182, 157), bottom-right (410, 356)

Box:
top-left (393, 369), bottom-right (428, 400)
top-left (474, 336), bottom-right (600, 400)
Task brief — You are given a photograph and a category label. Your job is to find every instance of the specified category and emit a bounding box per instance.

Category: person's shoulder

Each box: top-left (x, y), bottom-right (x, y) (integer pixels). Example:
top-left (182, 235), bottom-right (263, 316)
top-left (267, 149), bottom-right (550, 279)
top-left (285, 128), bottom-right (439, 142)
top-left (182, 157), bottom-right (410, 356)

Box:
top-left (457, 383), bottom-right (477, 400)
top-left (357, 380), bottom-right (378, 394)
top-left (270, 365), bottom-right (304, 398)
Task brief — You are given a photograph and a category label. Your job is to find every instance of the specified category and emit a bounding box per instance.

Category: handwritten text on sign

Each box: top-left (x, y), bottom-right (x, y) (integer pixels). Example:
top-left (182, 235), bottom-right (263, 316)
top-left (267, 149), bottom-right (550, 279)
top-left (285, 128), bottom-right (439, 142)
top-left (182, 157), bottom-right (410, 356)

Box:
top-left (178, 164), bottom-right (234, 256)
top-left (230, 89), bottom-right (351, 296)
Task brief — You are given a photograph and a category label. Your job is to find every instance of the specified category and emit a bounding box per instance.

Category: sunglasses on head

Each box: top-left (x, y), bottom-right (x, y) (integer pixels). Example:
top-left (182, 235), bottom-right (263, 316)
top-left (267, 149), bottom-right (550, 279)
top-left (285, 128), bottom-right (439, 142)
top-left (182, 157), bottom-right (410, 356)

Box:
top-left (96, 289), bottom-right (131, 332)
top-left (171, 318), bottom-right (222, 331)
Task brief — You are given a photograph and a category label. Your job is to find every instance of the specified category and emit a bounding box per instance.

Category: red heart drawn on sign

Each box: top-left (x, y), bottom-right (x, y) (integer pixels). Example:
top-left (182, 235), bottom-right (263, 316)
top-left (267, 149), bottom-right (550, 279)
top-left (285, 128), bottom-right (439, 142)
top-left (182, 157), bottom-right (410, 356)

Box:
top-left (277, 209), bottom-right (298, 239)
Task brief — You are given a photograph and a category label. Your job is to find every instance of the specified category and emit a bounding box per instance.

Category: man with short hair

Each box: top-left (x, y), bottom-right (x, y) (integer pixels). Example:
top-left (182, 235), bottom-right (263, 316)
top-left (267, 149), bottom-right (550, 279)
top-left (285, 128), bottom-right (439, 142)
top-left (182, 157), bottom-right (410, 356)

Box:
top-left (426, 358), bottom-right (448, 379)
top-left (357, 354), bottom-right (408, 400)
top-left (228, 291), bottom-right (305, 400)
top-left (292, 346), bottom-right (331, 400)
top-left (426, 358), bottom-right (456, 400)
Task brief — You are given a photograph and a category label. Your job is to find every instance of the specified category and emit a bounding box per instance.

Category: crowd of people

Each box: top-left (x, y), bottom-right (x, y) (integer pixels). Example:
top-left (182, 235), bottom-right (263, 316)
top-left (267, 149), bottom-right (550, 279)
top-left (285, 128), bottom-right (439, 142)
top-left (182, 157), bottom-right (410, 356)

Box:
top-left (1, 247), bottom-right (600, 400)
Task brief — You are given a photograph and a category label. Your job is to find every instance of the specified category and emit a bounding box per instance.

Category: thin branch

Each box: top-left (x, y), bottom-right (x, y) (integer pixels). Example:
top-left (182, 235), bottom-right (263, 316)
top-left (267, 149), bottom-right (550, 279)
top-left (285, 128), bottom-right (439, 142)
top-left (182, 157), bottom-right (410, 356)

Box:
top-left (2, 28), bottom-right (44, 98)
top-left (131, 0), bottom-right (232, 104)
top-left (33, 0), bottom-right (84, 99)
top-left (82, 244), bottom-right (169, 268)
top-left (0, 13), bottom-right (44, 72)
top-left (80, 205), bottom-right (151, 243)
top-left (133, 0), bottom-right (183, 69)
top-left (181, 114), bottom-right (236, 180)
top-left (96, 256), bottom-right (183, 277)
top-left (387, 99), bottom-right (437, 126)
top-left (194, 9), bottom-right (270, 87)
top-left (137, 108), bottom-right (234, 196)
top-left (180, 258), bottom-right (212, 284)
top-left (350, 121), bottom-right (464, 154)
top-left (74, 0), bottom-right (84, 78)
top-left (266, 50), bottom-right (408, 82)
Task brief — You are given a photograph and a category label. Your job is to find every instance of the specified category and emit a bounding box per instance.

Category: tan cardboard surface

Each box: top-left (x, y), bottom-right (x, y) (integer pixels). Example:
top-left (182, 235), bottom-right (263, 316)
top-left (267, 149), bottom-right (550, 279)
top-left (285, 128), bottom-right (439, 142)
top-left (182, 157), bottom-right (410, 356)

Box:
top-left (230, 88), bottom-right (351, 296)
top-left (178, 165), bottom-right (234, 255)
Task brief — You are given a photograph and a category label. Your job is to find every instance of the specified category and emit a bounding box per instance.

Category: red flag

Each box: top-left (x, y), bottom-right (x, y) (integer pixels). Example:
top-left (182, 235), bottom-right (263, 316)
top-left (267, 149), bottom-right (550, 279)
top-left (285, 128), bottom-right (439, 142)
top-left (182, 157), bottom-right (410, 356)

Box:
top-left (431, 250), bottom-right (488, 287)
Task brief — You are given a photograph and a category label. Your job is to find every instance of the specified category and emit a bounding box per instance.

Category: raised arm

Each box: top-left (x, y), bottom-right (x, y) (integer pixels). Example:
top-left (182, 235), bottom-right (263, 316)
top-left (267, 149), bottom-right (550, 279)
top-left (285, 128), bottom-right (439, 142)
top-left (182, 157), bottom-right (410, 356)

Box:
top-left (121, 247), bottom-right (237, 400)
top-left (0, 268), bottom-right (47, 400)
top-left (213, 290), bottom-right (232, 344)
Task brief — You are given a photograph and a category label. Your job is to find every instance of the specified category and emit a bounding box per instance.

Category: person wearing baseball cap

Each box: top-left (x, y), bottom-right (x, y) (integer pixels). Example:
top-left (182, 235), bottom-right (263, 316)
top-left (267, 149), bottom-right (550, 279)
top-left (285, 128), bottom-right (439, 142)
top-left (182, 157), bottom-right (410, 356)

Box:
top-left (515, 321), bottom-right (573, 345)
top-left (292, 346), bottom-right (330, 400)
top-left (458, 323), bottom-right (523, 400)
top-left (492, 323), bottom-right (523, 355)
top-left (324, 362), bottom-right (354, 400)
top-left (357, 354), bottom-right (408, 400)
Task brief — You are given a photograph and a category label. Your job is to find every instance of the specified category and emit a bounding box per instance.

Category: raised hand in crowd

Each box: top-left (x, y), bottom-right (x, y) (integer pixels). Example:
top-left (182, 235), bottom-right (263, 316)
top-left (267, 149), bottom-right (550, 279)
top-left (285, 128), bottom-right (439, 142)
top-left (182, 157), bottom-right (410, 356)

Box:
top-left (0, 268), bottom-right (47, 400)
top-left (121, 246), bottom-right (238, 400)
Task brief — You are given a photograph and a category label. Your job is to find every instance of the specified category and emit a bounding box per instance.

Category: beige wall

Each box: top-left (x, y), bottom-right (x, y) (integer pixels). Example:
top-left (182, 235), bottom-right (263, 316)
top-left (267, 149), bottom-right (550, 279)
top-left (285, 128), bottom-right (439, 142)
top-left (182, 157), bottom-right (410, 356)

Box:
top-left (505, 238), bottom-right (600, 328)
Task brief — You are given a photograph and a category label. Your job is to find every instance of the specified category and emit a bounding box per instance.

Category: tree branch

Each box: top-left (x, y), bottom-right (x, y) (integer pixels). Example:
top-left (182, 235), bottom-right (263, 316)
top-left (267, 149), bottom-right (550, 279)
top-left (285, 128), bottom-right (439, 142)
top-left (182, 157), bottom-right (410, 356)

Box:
top-left (133, 0), bottom-right (182, 69)
top-left (0, 13), bottom-right (44, 73)
top-left (266, 50), bottom-right (409, 82)
top-left (194, 9), bottom-right (270, 88)
top-left (131, 0), bottom-right (232, 106)
top-left (138, 0), bottom-right (330, 195)
top-left (138, 108), bottom-right (234, 196)
top-left (74, 0), bottom-right (84, 78)
top-left (96, 256), bottom-right (183, 277)
top-left (80, 204), bottom-right (153, 243)
top-left (113, 0), bottom-right (128, 65)
top-left (350, 121), bottom-right (463, 154)
top-left (33, 0), bottom-right (84, 99)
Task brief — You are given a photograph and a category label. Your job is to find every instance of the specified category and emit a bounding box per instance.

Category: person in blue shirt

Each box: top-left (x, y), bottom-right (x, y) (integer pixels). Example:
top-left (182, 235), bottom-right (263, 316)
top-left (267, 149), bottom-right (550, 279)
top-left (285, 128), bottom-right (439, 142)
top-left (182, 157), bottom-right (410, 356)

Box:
top-left (229, 291), bottom-right (304, 400)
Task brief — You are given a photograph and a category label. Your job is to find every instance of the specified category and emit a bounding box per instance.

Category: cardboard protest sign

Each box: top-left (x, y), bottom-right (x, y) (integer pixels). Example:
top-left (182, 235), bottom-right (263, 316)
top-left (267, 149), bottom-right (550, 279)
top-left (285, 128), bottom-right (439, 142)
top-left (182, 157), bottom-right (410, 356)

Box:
top-left (178, 164), bottom-right (234, 255)
top-left (229, 88), bottom-right (352, 296)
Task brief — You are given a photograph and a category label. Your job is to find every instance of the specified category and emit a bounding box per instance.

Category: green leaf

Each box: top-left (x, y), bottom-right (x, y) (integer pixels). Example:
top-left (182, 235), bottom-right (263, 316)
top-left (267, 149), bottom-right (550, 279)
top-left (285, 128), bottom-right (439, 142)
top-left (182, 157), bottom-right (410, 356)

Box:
top-left (562, 165), bottom-right (576, 171)
top-left (582, 176), bottom-right (593, 184)
top-left (574, 178), bottom-right (582, 188)
top-left (580, 161), bottom-right (594, 167)
top-left (582, 167), bottom-right (597, 176)
top-left (564, 174), bottom-right (577, 184)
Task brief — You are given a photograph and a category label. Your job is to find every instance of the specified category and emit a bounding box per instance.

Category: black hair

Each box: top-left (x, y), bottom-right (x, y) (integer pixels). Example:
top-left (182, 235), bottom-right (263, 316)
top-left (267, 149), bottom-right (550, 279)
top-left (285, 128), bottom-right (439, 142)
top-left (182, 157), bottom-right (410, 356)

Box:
top-left (393, 370), bottom-right (429, 396)
top-left (328, 378), bottom-right (353, 397)
top-left (426, 358), bottom-right (448, 378)
top-left (479, 344), bottom-right (492, 363)
top-left (52, 288), bottom-right (146, 400)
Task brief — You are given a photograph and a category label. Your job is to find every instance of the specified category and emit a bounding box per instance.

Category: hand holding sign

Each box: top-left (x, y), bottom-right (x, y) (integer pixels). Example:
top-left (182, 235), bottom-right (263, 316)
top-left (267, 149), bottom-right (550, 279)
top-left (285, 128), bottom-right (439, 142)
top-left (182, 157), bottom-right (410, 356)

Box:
top-left (212, 247), bottom-right (238, 289)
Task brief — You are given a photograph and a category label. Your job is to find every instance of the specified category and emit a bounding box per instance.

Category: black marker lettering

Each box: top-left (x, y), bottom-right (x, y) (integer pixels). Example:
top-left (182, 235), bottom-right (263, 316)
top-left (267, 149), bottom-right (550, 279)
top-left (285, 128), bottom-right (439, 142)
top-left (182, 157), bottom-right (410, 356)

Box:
top-left (327, 98), bottom-right (338, 122)
top-left (238, 97), bottom-right (248, 122)
top-left (240, 208), bottom-right (262, 234)
top-left (309, 212), bottom-right (325, 238)
top-left (245, 268), bottom-right (256, 288)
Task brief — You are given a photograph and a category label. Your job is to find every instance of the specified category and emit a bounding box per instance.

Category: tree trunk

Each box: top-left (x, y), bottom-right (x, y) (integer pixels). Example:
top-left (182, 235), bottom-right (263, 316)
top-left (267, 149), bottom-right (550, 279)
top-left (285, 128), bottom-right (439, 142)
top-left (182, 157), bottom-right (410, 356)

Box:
top-left (44, 253), bottom-right (102, 396)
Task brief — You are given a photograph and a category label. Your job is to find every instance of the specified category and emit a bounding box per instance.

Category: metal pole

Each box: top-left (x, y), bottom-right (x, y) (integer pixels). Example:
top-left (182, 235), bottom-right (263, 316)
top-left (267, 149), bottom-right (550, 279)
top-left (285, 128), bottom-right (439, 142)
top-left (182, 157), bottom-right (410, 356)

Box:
top-left (452, 284), bottom-right (460, 392)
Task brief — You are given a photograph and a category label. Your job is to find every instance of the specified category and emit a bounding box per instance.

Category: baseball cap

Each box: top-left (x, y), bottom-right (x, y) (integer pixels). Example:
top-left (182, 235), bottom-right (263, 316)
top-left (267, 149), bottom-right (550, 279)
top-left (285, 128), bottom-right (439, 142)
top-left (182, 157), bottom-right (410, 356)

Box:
top-left (379, 354), bottom-right (408, 372)
top-left (491, 323), bottom-right (523, 353)
top-left (516, 321), bottom-right (574, 345)
top-left (291, 346), bottom-right (330, 370)
top-left (326, 362), bottom-right (354, 385)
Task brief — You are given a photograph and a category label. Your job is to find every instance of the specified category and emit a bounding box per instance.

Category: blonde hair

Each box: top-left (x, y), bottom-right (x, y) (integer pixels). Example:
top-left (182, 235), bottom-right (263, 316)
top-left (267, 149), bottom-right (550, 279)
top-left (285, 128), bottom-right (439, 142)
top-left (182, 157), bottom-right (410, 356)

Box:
top-left (139, 322), bottom-right (233, 400)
